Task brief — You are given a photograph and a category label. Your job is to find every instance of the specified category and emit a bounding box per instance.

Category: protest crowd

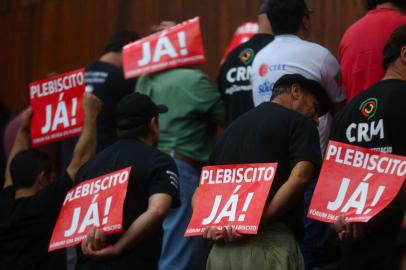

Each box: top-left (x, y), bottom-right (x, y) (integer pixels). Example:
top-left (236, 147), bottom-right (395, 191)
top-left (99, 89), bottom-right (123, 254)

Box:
top-left (1, 0), bottom-right (406, 269)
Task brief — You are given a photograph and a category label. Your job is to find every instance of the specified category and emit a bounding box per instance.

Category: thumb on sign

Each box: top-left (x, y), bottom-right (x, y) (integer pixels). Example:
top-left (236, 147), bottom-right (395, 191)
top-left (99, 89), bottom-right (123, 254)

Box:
top-left (334, 216), bottom-right (368, 240)
top-left (81, 226), bottom-right (120, 260)
top-left (87, 226), bottom-right (107, 251)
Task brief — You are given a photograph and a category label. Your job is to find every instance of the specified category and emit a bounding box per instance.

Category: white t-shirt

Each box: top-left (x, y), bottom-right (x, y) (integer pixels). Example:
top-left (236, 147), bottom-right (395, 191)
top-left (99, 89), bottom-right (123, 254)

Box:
top-left (251, 35), bottom-right (346, 151)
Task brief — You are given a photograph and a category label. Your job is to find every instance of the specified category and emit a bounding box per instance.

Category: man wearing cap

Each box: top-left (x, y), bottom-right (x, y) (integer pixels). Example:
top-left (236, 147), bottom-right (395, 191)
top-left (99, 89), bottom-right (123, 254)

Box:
top-left (331, 23), bottom-right (406, 270)
top-left (75, 93), bottom-right (180, 270)
top-left (136, 21), bottom-right (224, 270)
top-left (250, 1), bottom-right (345, 267)
top-left (217, 0), bottom-right (273, 126)
top-left (201, 74), bottom-right (327, 270)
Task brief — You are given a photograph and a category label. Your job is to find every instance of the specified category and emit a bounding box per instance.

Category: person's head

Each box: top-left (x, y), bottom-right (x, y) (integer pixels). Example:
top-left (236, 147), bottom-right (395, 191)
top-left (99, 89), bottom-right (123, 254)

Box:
top-left (382, 23), bottom-right (406, 72)
top-left (266, 0), bottom-right (311, 36)
top-left (365, 0), bottom-right (406, 11)
top-left (271, 74), bottom-right (331, 124)
top-left (10, 149), bottom-right (53, 191)
top-left (257, 0), bottom-right (273, 34)
top-left (115, 92), bottom-right (168, 146)
top-left (101, 31), bottom-right (139, 67)
top-left (104, 31), bottom-right (139, 54)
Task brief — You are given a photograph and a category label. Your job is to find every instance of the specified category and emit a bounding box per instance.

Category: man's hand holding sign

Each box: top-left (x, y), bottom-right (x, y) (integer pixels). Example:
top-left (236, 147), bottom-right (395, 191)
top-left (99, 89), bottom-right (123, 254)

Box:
top-left (307, 141), bottom-right (406, 239)
top-left (186, 164), bottom-right (278, 242)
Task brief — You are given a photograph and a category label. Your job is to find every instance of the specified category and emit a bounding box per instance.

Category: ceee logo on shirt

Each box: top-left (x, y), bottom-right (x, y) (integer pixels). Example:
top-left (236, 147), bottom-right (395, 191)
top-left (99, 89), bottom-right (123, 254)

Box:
top-left (258, 63), bottom-right (268, 77)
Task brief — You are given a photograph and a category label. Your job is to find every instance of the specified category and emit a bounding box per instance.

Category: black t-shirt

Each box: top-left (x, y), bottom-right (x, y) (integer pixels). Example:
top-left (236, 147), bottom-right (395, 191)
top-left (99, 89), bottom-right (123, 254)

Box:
top-left (218, 34), bottom-right (274, 127)
top-left (75, 139), bottom-right (180, 270)
top-left (210, 102), bottom-right (321, 239)
top-left (330, 79), bottom-right (406, 269)
top-left (61, 61), bottom-right (136, 169)
top-left (0, 172), bottom-right (72, 270)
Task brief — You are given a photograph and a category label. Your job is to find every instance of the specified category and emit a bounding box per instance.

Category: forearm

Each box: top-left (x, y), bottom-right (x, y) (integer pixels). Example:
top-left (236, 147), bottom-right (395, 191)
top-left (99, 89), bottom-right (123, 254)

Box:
top-left (262, 161), bottom-right (315, 225)
top-left (66, 117), bottom-right (97, 179)
top-left (262, 177), bottom-right (309, 225)
top-left (4, 126), bottom-right (30, 189)
top-left (114, 207), bottom-right (167, 253)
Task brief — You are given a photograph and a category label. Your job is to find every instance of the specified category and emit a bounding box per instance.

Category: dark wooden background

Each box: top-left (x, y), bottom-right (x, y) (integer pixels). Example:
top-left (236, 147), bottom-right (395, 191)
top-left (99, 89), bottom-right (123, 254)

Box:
top-left (0, 0), bottom-right (365, 115)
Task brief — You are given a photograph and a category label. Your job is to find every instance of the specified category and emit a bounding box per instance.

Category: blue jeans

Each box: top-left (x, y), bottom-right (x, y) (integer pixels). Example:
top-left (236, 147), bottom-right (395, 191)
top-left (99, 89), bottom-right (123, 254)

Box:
top-left (300, 179), bottom-right (333, 270)
top-left (158, 159), bottom-right (211, 270)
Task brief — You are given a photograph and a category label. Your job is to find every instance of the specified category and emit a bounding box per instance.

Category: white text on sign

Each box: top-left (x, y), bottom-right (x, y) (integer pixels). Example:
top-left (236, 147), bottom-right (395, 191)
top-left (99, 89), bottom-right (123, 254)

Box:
top-left (30, 72), bottom-right (84, 99)
top-left (41, 95), bottom-right (78, 134)
top-left (138, 31), bottom-right (189, 67)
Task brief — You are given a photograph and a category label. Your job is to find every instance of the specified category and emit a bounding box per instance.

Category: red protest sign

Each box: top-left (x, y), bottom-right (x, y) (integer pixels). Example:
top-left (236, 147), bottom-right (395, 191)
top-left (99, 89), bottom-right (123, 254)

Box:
top-left (220, 22), bottom-right (258, 64)
top-left (308, 141), bottom-right (406, 223)
top-left (185, 163), bottom-right (277, 236)
top-left (49, 167), bottom-right (132, 251)
top-left (123, 17), bottom-right (205, 79)
top-left (29, 69), bottom-right (85, 147)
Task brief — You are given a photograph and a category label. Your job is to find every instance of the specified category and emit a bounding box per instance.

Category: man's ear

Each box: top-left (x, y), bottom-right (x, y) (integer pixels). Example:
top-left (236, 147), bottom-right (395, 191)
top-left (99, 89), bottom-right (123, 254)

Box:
top-left (299, 16), bottom-right (311, 39)
top-left (400, 45), bottom-right (406, 65)
top-left (36, 171), bottom-right (49, 188)
top-left (290, 83), bottom-right (302, 100)
top-left (150, 117), bottom-right (159, 136)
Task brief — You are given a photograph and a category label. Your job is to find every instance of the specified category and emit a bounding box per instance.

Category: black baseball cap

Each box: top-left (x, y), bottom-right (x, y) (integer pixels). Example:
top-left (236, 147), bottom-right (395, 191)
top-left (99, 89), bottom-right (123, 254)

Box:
top-left (116, 92), bottom-right (168, 130)
top-left (273, 74), bottom-right (331, 116)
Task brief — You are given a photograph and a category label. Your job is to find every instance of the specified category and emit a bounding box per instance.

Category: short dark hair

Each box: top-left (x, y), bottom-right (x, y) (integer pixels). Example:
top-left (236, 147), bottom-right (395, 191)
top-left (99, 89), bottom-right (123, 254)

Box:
top-left (104, 31), bottom-right (139, 53)
top-left (271, 85), bottom-right (291, 100)
top-left (382, 23), bottom-right (406, 70)
top-left (271, 83), bottom-right (315, 100)
top-left (366, 0), bottom-right (406, 10)
top-left (266, 0), bottom-right (308, 35)
top-left (10, 149), bottom-right (53, 189)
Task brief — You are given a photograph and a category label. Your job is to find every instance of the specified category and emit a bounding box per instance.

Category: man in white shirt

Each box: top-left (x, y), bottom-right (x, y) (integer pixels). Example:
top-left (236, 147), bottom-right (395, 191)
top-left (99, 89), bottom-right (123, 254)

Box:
top-left (251, 0), bottom-right (346, 152)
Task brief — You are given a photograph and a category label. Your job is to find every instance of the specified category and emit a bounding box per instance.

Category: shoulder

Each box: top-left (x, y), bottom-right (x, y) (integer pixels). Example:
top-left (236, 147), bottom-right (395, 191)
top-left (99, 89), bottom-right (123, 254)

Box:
top-left (85, 61), bottom-right (120, 73)
top-left (300, 39), bottom-right (332, 59)
top-left (150, 148), bottom-right (176, 167)
top-left (158, 68), bottom-right (211, 87)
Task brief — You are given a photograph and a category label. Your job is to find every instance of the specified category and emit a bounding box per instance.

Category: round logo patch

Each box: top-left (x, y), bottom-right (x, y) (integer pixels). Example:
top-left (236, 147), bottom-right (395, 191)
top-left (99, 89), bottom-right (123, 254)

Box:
top-left (239, 48), bottom-right (254, 65)
top-left (359, 97), bottom-right (378, 120)
top-left (259, 64), bottom-right (268, 77)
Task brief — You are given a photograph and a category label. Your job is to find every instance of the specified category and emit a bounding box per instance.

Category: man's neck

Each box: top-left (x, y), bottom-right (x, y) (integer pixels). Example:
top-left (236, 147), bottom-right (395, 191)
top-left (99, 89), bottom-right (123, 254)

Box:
top-left (99, 52), bottom-right (122, 68)
top-left (15, 188), bottom-right (37, 199)
top-left (271, 96), bottom-right (293, 110)
top-left (383, 63), bottom-right (406, 81)
top-left (377, 3), bottom-right (401, 11)
top-left (138, 136), bottom-right (154, 146)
